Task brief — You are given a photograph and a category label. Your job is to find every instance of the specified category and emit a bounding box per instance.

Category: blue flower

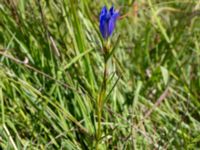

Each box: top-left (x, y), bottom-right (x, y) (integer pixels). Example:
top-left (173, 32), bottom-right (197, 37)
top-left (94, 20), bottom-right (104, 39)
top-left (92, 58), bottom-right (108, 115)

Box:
top-left (99, 6), bottom-right (119, 39)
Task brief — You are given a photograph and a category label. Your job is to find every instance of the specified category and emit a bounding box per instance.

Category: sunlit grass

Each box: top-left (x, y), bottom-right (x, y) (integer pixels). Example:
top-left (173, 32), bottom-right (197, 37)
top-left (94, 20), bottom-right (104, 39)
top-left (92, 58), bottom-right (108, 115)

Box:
top-left (0, 0), bottom-right (200, 149)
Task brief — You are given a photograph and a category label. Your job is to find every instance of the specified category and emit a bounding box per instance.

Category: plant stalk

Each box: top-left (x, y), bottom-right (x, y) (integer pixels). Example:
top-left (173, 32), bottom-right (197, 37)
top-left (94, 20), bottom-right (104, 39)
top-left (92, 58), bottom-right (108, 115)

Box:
top-left (96, 56), bottom-right (108, 150)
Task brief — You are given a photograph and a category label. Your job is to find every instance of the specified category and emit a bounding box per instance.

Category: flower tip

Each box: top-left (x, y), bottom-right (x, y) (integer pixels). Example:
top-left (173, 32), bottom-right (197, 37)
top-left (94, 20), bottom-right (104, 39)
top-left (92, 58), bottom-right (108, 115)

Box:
top-left (101, 6), bottom-right (107, 13)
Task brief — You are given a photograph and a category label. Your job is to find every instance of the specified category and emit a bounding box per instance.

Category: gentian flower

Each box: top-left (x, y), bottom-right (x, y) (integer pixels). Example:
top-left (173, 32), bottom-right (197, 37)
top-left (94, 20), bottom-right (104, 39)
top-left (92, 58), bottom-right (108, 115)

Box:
top-left (99, 6), bottom-right (119, 39)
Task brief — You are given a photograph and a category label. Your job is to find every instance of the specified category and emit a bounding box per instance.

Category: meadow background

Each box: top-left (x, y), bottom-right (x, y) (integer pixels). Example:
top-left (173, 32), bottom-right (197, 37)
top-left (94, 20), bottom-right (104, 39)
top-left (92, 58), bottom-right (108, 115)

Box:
top-left (0, 0), bottom-right (200, 149)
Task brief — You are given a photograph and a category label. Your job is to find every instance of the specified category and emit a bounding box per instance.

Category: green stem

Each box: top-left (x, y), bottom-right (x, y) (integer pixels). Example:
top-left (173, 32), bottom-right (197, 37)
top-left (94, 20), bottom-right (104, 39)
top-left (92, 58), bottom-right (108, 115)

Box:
top-left (96, 58), bottom-right (108, 150)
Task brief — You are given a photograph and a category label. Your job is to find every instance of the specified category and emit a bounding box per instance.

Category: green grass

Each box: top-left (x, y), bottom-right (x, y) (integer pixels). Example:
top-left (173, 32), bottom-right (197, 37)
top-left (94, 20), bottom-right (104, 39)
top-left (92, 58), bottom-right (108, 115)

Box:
top-left (0, 0), bottom-right (200, 149)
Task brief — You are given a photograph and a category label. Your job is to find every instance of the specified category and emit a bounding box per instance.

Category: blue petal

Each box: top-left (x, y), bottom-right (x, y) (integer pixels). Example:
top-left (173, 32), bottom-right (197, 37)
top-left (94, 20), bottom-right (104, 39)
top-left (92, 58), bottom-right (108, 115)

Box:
top-left (99, 6), bottom-right (109, 38)
top-left (108, 11), bottom-right (119, 36)
top-left (99, 6), bottom-right (107, 20)
top-left (109, 6), bottom-right (114, 16)
top-left (100, 16), bottom-right (108, 38)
